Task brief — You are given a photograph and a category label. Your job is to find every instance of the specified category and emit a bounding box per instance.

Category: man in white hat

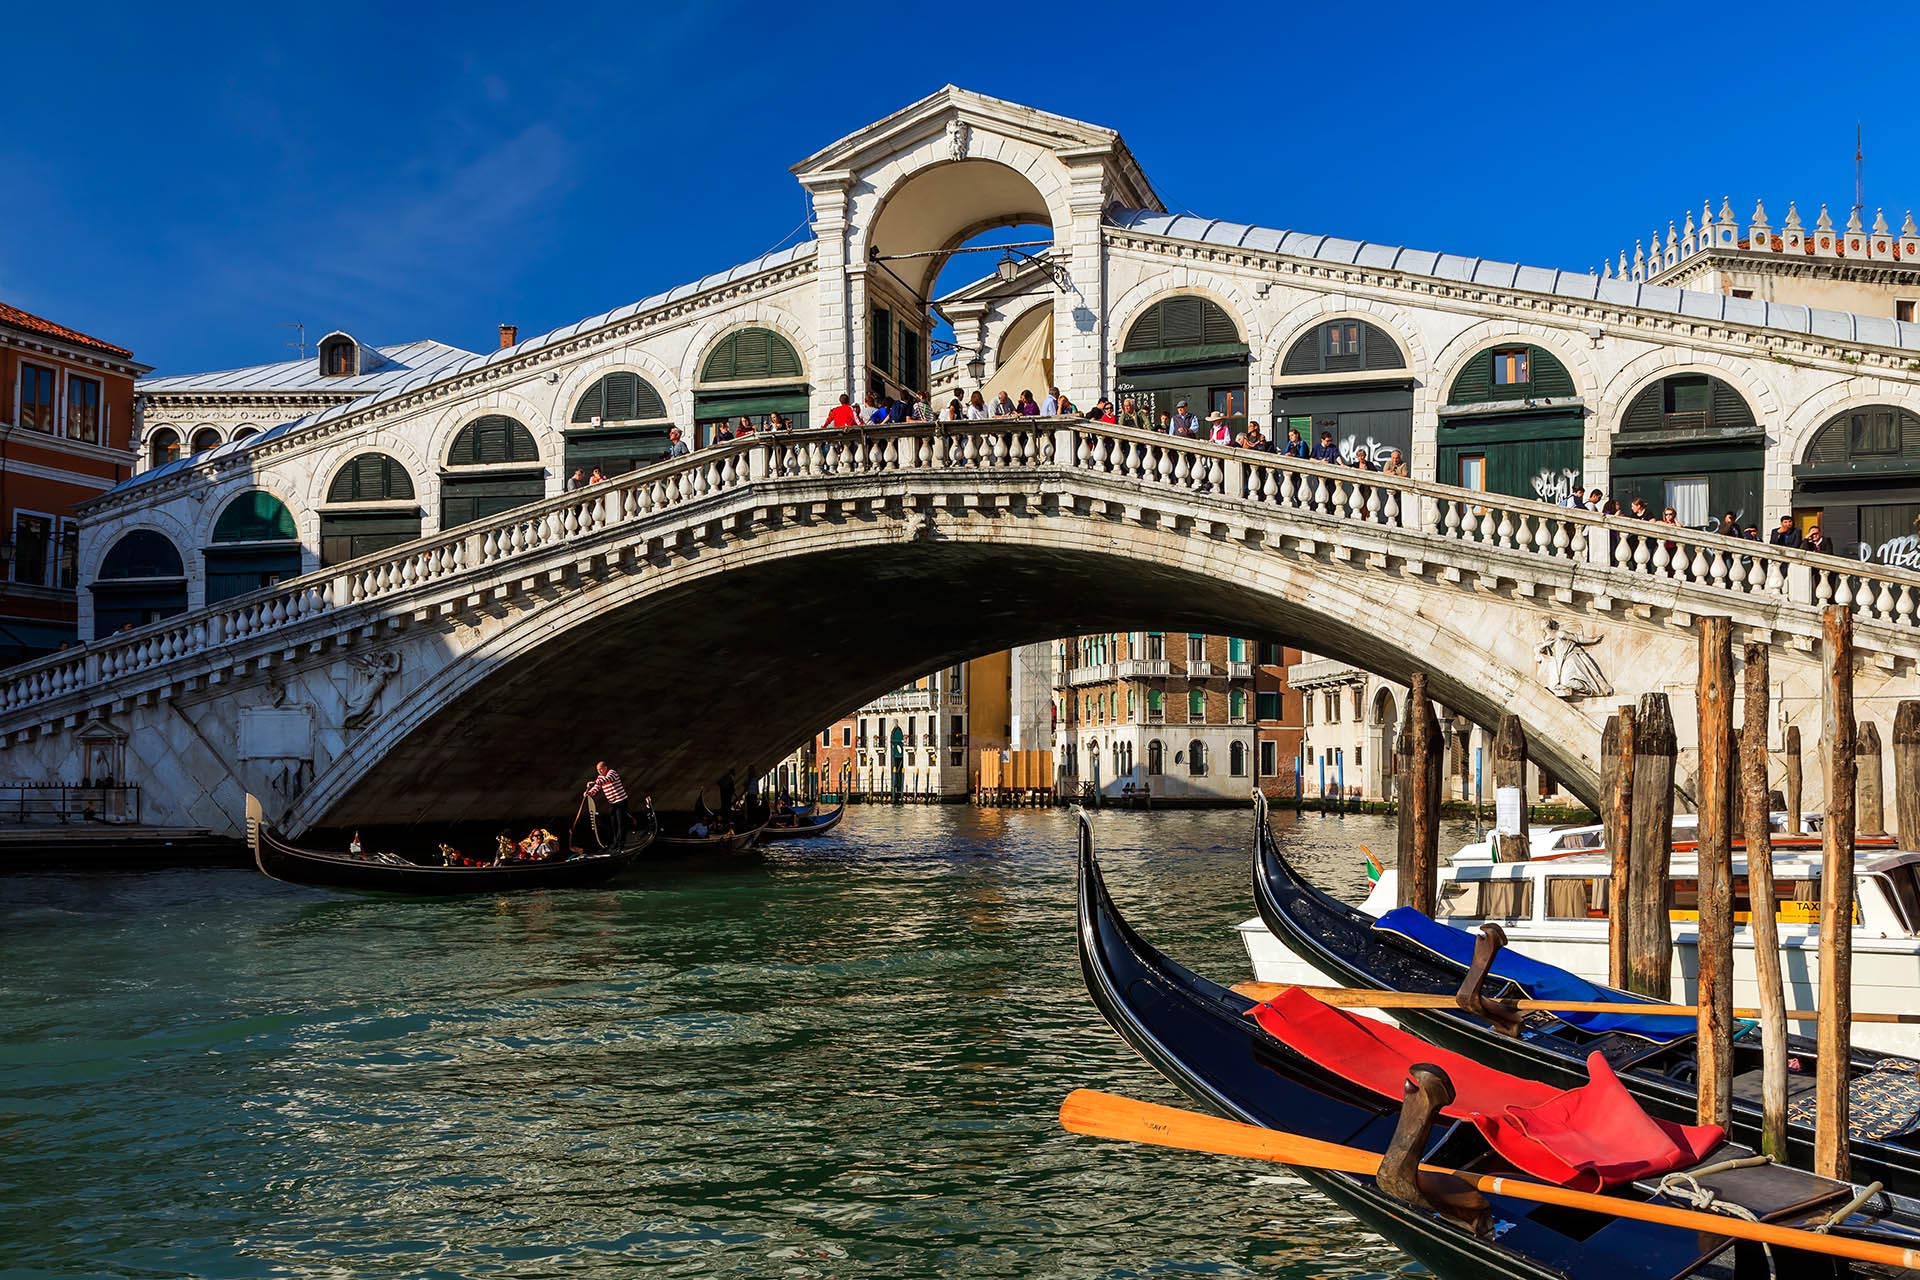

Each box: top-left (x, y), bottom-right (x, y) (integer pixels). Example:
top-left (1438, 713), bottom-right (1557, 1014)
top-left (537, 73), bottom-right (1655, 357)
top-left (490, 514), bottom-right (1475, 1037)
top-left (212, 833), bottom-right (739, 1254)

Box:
top-left (1206, 411), bottom-right (1232, 444)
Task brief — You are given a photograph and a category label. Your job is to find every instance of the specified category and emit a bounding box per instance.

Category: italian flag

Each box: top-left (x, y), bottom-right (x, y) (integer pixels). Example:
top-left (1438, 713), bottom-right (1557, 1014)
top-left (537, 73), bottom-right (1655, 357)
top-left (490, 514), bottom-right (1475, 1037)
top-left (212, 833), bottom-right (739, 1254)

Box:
top-left (1362, 847), bottom-right (1383, 883)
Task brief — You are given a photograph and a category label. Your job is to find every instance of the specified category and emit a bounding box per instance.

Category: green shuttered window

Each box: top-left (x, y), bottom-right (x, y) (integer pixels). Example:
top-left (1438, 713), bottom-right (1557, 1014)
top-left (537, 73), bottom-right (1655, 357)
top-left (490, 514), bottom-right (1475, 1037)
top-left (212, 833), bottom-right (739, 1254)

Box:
top-left (212, 491), bottom-right (297, 543)
top-left (448, 416), bottom-right (540, 466)
top-left (572, 373), bottom-right (668, 425)
top-left (1447, 345), bottom-right (1575, 404)
top-left (1123, 296), bottom-right (1241, 351)
top-left (1280, 320), bottom-right (1407, 376)
top-left (326, 454), bottom-right (416, 504)
top-left (701, 328), bottom-right (804, 382)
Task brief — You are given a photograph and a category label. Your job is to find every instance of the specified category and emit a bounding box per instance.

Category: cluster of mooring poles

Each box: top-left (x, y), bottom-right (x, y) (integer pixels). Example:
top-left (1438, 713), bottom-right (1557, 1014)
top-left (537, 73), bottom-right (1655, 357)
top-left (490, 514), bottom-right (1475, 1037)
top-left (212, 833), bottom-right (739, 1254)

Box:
top-left (1392, 607), bottom-right (1895, 1179)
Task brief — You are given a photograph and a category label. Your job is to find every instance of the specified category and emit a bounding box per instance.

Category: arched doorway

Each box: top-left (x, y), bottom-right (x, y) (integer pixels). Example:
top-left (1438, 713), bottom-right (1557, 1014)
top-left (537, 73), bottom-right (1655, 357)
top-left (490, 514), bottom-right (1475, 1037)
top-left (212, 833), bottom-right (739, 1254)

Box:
top-left (1369, 688), bottom-right (1398, 800)
top-left (1611, 374), bottom-right (1763, 530)
top-left (442, 415), bottom-right (543, 529)
top-left (1275, 319), bottom-right (1413, 465)
top-left (320, 453), bottom-right (421, 567)
top-left (1440, 344), bottom-right (1584, 502)
top-left (1792, 404), bottom-right (1920, 559)
top-left (92, 530), bottom-right (188, 638)
top-left (1116, 296), bottom-right (1249, 432)
top-left (889, 724), bottom-right (906, 798)
top-left (205, 491), bottom-right (301, 604)
top-left (694, 329), bottom-right (808, 443)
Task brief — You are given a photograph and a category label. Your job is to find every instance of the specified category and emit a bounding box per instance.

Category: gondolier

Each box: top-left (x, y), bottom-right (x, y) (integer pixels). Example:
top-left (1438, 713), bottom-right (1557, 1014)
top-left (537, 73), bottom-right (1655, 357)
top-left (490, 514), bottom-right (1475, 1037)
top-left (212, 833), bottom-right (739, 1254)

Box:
top-left (583, 761), bottom-right (633, 846)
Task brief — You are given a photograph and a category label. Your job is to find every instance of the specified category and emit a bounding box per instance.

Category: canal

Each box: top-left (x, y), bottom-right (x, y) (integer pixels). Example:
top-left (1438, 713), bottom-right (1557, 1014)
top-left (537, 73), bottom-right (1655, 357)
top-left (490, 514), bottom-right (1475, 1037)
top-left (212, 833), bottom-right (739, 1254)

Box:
top-left (1, 806), bottom-right (1483, 1277)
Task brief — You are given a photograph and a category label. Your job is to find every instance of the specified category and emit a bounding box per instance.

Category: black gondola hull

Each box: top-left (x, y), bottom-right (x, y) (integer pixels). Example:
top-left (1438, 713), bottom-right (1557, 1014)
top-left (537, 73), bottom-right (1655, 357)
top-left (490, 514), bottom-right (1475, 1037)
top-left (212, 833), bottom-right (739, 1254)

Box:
top-left (1249, 801), bottom-right (1920, 1197)
top-left (760, 804), bottom-right (846, 840)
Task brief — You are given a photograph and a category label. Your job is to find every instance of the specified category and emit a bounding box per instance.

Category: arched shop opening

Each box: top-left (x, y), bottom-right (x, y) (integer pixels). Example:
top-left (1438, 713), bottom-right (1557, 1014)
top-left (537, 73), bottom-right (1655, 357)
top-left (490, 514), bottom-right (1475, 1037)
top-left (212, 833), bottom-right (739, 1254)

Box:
top-left (567, 372), bottom-right (675, 476)
top-left (1438, 344), bottom-right (1584, 502)
top-left (91, 530), bottom-right (188, 638)
top-left (320, 453), bottom-right (421, 567)
top-left (1274, 319), bottom-right (1412, 464)
top-left (205, 491), bottom-right (301, 604)
top-left (1793, 404), bottom-right (1920, 561)
top-left (694, 328), bottom-right (808, 444)
top-left (1610, 374), bottom-right (1762, 529)
top-left (1116, 296), bottom-right (1249, 430)
top-left (441, 415), bottom-right (543, 529)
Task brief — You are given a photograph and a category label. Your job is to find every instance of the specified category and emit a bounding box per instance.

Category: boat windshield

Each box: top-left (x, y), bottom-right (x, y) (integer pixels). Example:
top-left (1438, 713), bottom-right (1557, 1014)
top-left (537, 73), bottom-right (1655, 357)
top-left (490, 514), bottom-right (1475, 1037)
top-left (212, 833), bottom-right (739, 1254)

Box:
top-left (1436, 876), bottom-right (1534, 921)
top-left (1873, 865), bottom-right (1920, 934)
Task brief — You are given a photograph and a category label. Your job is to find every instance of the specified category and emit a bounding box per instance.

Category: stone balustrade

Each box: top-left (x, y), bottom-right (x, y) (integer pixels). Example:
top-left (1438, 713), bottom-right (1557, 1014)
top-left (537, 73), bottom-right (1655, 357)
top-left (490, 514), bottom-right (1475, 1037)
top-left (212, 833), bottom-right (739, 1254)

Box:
top-left (9, 416), bottom-right (1920, 731)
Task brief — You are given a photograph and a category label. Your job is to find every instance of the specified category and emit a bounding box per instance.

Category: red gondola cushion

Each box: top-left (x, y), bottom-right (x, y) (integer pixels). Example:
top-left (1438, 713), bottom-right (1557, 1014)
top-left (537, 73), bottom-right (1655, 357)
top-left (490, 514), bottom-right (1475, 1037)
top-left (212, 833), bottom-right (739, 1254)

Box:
top-left (1247, 987), bottom-right (1722, 1190)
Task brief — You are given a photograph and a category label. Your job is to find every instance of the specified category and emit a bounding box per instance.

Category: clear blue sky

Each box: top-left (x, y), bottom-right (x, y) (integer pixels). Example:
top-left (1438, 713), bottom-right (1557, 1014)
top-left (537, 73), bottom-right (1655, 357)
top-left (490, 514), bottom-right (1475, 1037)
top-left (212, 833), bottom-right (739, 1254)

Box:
top-left (6, 2), bottom-right (1910, 376)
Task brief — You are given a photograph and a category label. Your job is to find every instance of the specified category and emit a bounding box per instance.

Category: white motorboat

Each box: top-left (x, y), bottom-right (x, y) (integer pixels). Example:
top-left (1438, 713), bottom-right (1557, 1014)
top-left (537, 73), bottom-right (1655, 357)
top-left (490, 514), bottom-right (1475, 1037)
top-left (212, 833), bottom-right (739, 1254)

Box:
top-left (1239, 836), bottom-right (1920, 1056)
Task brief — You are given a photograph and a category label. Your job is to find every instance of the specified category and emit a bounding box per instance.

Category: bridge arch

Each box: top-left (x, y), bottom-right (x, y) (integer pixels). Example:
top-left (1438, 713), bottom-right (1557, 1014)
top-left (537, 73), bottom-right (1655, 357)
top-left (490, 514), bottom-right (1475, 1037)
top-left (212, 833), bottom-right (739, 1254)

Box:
top-left (282, 496), bottom-right (1616, 833)
top-left (1429, 326), bottom-right (1596, 503)
top-left (1271, 305), bottom-right (1424, 467)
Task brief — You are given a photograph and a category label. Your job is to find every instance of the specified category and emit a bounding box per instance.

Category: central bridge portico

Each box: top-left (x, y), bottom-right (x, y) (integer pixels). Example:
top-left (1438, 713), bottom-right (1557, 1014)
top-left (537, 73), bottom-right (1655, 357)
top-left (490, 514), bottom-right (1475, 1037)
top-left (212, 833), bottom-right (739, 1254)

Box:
top-left (8, 421), bottom-right (1920, 836)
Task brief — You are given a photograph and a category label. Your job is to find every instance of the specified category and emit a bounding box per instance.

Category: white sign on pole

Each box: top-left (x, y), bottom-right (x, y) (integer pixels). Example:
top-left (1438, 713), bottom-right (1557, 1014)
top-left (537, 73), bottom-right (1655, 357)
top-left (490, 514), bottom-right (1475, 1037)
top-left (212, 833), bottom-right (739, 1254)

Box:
top-left (1495, 786), bottom-right (1524, 836)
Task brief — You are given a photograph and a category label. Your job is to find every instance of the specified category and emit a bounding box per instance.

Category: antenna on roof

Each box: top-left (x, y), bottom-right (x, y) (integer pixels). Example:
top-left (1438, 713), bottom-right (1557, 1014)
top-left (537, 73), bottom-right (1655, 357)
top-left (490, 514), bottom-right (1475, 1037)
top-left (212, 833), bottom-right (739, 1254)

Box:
top-left (282, 321), bottom-right (308, 359)
top-left (1854, 123), bottom-right (1865, 223)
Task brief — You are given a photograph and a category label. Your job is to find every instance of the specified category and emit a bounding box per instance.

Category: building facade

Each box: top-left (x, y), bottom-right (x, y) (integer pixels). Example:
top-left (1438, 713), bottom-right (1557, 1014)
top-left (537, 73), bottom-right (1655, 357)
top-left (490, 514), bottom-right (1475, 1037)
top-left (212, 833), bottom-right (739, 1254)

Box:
top-left (0, 303), bottom-right (146, 662)
top-left (833, 653), bottom-right (1011, 800)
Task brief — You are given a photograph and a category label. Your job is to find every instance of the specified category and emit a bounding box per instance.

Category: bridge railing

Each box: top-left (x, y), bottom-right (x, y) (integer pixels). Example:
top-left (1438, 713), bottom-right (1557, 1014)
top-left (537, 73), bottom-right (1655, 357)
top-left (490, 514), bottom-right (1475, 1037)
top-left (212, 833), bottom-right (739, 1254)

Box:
top-left (11, 417), bottom-right (1920, 719)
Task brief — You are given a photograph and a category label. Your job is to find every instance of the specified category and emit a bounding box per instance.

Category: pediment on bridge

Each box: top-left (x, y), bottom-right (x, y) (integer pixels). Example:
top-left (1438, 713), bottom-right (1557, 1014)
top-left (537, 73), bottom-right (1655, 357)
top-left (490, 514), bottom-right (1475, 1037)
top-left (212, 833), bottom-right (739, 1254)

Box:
top-left (790, 85), bottom-right (1162, 213)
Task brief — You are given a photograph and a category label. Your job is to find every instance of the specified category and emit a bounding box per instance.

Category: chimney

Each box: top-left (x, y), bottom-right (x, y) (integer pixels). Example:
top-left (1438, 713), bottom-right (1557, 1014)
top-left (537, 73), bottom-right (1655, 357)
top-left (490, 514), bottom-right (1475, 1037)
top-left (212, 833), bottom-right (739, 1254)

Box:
top-left (498, 323), bottom-right (517, 349)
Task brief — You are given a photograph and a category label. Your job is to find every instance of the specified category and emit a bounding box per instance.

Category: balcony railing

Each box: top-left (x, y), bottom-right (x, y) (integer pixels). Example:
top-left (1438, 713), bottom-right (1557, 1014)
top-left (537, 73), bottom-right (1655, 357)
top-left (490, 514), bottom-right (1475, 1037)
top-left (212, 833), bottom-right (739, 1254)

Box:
top-left (1066, 663), bottom-right (1116, 687)
top-left (1117, 658), bottom-right (1169, 678)
top-left (1187, 660), bottom-right (1216, 678)
top-left (1145, 708), bottom-right (1165, 723)
top-left (1226, 660), bottom-right (1254, 679)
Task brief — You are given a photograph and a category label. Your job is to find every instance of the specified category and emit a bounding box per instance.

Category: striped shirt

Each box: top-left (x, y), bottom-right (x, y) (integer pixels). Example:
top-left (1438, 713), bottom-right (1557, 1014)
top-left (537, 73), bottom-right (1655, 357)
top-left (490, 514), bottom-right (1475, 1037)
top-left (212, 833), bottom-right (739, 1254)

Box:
top-left (587, 768), bottom-right (628, 804)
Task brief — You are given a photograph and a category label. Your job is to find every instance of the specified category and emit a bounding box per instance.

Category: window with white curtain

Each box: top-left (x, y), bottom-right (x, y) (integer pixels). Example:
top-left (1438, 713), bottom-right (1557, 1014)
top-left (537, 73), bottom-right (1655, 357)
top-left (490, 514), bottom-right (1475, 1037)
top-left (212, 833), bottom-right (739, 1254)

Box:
top-left (1665, 476), bottom-right (1709, 529)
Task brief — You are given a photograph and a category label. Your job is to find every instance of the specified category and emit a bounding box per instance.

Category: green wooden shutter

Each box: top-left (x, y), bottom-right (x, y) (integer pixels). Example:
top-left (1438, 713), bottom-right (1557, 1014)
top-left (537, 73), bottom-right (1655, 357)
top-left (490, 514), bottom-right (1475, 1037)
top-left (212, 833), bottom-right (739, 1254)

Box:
top-left (449, 416), bottom-right (538, 465)
top-left (700, 328), bottom-right (803, 382)
top-left (1529, 348), bottom-right (1575, 397)
top-left (100, 530), bottom-right (184, 579)
top-left (1281, 328), bottom-right (1322, 375)
top-left (1359, 321), bottom-right (1406, 371)
top-left (1623, 383), bottom-right (1664, 433)
top-left (871, 309), bottom-right (891, 376)
top-left (212, 491), bottom-right (297, 543)
top-left (573, 378), bottom-right (605, 423)
top-left (1124, 297), bottom-right (1241, 352)
top-left (327, 453), bottom-right (415, 503)
top-left (1449, 352), bottom-right (1495, 404)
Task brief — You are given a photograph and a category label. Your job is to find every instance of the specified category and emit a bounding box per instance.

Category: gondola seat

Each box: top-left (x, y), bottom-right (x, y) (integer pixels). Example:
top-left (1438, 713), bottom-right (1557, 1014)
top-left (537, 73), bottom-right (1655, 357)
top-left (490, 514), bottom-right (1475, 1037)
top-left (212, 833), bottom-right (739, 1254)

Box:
top-left (1248, 987), bottom-right (1722, 1191)
top-left (1373, 906), bottom-right (1697, 1044)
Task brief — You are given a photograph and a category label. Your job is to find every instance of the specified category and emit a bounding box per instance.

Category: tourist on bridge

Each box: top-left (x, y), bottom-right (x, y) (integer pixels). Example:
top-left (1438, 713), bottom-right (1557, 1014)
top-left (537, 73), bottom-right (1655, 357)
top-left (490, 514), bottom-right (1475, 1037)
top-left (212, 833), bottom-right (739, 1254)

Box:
top-left (1017, 390), bottom-right (1040, 416)
top-left (1168, 400), bottom-right (1199, 436)
top-left (666, 427), bottom-right (689, 458)
top-left (1244, 422), bottom-right (1275, 453)
top-left (1383, 449), bottom-right (1410, 477)
top-left (968, 391), bottom-right (990, 420)
top-left (711, 420), bottom-right (734, 443)
top-left (588, 467), bottom-right (607, 485)
top-left (1582, 487), bottom-right (1605, 512)
top-left (1282, 427), bottom-right (1309, 458)
top-left (825, 394), bottom-right (861, 428)
top-left (945, 394), bottom-right (964, 421)
top-left (1156, 412), bottom-right (1172, 432)
top-left (1206, 411), bottom-right (1232, 443)
top-left (583, 761), bottom-right (633, 847)
top-left (1803, 524), bottom-right (1835, 554)
top-left (1310, 430), bottom-right (1341, 463)
top-left (766, 412), bottom-right (789, 432)
top-left (1715, 511), bottom-right (1739, 538)
top-left (1040, 387), bottom-right (1060, 415)
top-left (1769, 515), bottom-right (1802, 548)
top-left (992, 391), bottom-right (1018, 417)
top-left (1117, 397), bottom-right (1150, 431)
top-left (566, 469), bottom-right (587, 491)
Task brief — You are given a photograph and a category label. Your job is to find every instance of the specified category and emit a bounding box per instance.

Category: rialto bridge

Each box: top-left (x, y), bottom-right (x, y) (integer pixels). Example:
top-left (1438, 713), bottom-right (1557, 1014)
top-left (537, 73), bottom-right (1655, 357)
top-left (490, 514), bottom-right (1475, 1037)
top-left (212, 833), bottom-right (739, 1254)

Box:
top-left (27, 86), bottom-right (1920, 834)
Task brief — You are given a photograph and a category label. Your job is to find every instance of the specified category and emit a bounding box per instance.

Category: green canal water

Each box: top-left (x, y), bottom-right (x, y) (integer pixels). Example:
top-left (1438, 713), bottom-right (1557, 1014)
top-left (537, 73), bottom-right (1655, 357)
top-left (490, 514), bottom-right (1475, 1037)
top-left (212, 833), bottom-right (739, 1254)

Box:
top-left (0, 807), bottom-right (1480, 1278)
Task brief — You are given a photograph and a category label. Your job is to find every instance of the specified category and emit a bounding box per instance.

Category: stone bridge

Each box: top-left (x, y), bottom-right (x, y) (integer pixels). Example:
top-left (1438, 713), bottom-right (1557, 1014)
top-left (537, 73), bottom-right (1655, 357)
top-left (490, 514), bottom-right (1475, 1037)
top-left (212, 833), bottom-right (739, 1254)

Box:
top-left (6, 420), bottom-right (1917, 836)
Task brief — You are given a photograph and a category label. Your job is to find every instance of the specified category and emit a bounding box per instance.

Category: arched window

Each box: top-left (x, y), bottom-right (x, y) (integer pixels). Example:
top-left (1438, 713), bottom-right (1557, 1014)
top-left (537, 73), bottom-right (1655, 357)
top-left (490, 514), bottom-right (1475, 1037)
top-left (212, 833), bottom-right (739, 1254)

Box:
top-left (695, 328), bottom-right (809, 442)
top-left (206, 491), bottom-right (302, 604)
top-left (1229, 689), bottom-right (1248, 723)
top-left (1188, 740), bottom-right (1208, 776)
top-left (189, 426), bottom-right (223, 455)
top-left (1795, 404), bottom-right (1920, 558)
top-left (1118, 295), bottom-right (1249, 433)
top-left (231, 425), bottom-right (260, 442)
top-left (1147, 740), bottom-right (1163, 775)
top-left (146, 427), bottom-right (181, 470)
top-left (1188, 688), bottom-right (1206, 722)
top-left (1280, 319), bottom-right (1406, 376)
top-left (1613, 375), bottom-right (1763, 529)
top-left (1439, 343), bottom-right (1582, 501)
top-left (442, 415), bottom-right (543, 529)
top-left (92, 530), bottom-right (188, 638)
top-left (568, 373), bottom-right (675, 478)
top-left (321, 454), bottom-right (422, 567)
top-left (1229, 740), bottom-right (1248, 777)
top-left (319, 334), bottom-right (358, 378)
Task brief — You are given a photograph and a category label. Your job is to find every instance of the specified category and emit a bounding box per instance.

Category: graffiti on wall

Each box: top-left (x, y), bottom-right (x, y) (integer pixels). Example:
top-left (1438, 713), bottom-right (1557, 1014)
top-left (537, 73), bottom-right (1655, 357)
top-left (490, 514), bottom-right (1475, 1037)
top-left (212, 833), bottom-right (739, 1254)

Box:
top-left (1860, 534), bottom-right (1920, 570)
top-left (1530, 468), bottom-right (1581, 505)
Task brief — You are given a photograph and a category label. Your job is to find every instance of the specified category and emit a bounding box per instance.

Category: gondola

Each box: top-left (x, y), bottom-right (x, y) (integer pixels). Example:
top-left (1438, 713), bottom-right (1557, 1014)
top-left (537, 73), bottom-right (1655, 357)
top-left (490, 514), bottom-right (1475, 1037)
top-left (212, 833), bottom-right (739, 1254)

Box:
top-left (245, 794), bottom-right (656, 894)
top-left (1075, 816), bottom-right (1920, 1280)
top-left (759, 802), bottom-right (846, 840)
top-left (652, 815), bottom-right (768, 857)
top-left (1249, 794), bottom-right (1920, 1197)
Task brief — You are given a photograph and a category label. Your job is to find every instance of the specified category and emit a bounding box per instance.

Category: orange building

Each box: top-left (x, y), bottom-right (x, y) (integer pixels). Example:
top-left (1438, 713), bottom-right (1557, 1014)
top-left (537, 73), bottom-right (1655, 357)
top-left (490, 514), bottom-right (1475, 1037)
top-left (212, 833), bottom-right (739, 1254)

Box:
top-left (0, 304), bottom-right (146, 663)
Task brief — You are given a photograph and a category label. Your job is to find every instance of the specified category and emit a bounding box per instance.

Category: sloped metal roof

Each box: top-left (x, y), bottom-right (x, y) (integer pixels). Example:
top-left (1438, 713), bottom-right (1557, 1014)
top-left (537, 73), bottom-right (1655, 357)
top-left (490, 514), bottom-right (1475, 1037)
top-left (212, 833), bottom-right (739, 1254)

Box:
top-left (106, 241), bottom-right (818, 499)
top-left (1105, 208), bottom-right (1920, 352)
top-left (139, 339), bottom-right (483, 395)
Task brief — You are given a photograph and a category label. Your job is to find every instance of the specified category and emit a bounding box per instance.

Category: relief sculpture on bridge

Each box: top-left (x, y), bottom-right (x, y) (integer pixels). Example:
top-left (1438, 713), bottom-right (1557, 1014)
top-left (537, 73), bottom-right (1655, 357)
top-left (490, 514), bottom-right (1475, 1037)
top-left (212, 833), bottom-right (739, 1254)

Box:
top-left (1535, 619), bottom-right (1611, 700)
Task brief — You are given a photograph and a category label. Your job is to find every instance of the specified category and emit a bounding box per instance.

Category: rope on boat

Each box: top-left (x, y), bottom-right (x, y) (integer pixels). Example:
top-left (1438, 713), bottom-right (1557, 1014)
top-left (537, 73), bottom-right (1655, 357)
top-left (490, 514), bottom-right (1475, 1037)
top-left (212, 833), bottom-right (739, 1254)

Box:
top-left (1651, 1156), bottom-right (1770, 1223)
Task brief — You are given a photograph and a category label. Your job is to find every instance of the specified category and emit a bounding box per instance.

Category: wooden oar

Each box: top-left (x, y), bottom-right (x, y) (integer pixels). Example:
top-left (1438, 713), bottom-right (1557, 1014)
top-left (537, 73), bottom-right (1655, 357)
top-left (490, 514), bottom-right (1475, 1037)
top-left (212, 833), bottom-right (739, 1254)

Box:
top-left (1230, 981), bottom-right (1920, 1026)
top-left (1058, 1089), bottom-right (1920, 1270)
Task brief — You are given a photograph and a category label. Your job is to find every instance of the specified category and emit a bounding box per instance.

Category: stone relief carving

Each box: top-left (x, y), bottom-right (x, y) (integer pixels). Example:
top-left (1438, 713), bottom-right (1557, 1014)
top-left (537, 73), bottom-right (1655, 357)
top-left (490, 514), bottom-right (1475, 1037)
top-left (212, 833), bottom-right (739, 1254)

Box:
top-left (946, 119), bottom-right (970, 162)
top-left (343, 652), bottom-right (402, 730)
top-left (1536, 619), bottom-right (1611, 700)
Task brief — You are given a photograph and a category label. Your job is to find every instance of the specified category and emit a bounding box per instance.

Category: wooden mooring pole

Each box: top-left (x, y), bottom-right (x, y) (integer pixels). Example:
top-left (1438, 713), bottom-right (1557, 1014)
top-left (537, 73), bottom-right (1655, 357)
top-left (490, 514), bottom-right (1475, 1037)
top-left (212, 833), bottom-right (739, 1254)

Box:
top-left (1895, 701), bottom-right (1920, 845)
top-left (1600, 714), bottom-right (1621, 866)
top-left (1397, 673), bottom-right (1441, 915)
top-left (1694, 619), bottom-right (1735, 1129)
top-left (1493, 713), bottom-right (1529, 862)
top-left (1785, 725), bottom-right (1803, 834)
top-left (1815, 605), bottom-right (1856, 1181)
top-left (1625, 693), bottom-right (1676, 999)
top-left (1857, 720), bottom-right (1886, 838)
top-left (1741, 642), bottom-right (1790, 1161)
top-left (1606, 705), bottom-right (1635, 989)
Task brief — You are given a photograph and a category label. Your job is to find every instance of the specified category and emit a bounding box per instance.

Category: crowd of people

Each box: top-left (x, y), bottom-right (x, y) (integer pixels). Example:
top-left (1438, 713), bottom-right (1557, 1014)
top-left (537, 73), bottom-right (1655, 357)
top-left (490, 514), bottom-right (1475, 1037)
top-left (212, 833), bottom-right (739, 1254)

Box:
top-left (1550, 488), bottom-right (1839, 554)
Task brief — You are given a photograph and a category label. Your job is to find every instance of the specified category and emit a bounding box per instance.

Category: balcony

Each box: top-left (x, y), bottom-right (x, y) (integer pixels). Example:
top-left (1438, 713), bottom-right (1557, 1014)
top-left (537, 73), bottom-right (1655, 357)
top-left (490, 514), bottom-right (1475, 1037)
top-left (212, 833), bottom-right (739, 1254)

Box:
top-left (1145, 708), bottom-right (1165, 724)
top-left (1186, 660), bottom-right (1216, 678)
top-left (1066, 663), bottom-right (1116, 687)
top-left (1117, 658), bottom-right (1169, 679)
top-left (1226, 660), bottom-right (1253, 679)
top-left (870, 688), bottom-right (940, 712)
